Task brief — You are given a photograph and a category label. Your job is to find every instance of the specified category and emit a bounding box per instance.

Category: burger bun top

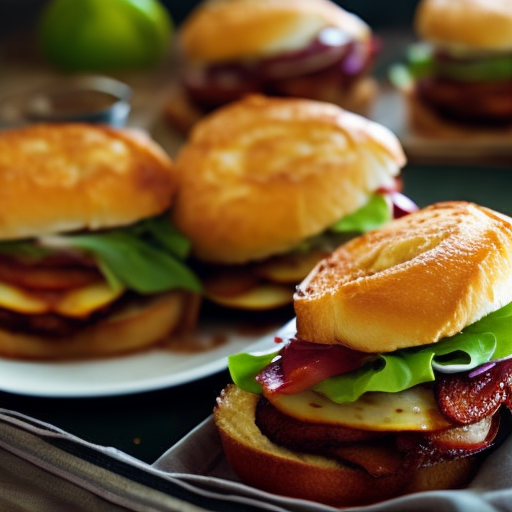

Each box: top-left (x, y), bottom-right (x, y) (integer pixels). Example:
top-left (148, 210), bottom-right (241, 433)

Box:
top-left (171, 95), bottom-right (405, 264)
top-left (0, 123), bottom-right (176, 240)
top-left (180, 0), bottom-right (371, 63)
top-left (295, 201), bottom-right (512, 352)
top-left (415, 0), bottom-right (512, 51)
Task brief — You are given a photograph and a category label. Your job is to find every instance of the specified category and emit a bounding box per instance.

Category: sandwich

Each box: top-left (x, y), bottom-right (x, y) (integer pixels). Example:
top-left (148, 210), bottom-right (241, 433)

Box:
top-left (164, 0), bottom-right (379, 134)
top-left (215, 201), bottom-right (512, 507)
top-left (0, 123), bottom-right (201, 359)
top-left (393, 0), bottom-right (512, 138)
top-left (171, 94), bottom-right (416, 311)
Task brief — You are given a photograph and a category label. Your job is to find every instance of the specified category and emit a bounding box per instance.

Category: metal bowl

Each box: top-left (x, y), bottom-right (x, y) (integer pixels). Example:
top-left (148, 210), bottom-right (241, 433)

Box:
top-left (0, 75), bottom-right (133, 128)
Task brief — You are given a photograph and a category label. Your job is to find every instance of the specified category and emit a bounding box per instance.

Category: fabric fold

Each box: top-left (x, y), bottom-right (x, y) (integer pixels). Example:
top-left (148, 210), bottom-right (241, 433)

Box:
top-left (1, 409), bottom-right (512, 512)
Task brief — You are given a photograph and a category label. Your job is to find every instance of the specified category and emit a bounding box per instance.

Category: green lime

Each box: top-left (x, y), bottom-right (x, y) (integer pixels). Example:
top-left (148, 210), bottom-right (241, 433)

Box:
top-left (38, 0), bottom-right (173, 71)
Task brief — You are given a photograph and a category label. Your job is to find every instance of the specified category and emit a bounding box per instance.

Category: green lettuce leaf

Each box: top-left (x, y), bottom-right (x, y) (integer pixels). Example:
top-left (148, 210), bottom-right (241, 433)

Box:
top-left (435, 54), bottom-right (512, 82)
top-left (228, 302), bottom-right (512, 402)
top-left (229, 351), bottom-right (278, 394)
top-left (0, 216), bottom-right (202, 294)
top-left (314, 331), bottom-right (497, 403)
top-left (406, 43), bottom-right (434, 79)
top-left (389, 42), bottom-right (512, 86)
top-left (329, 194), bottom-right (392, 233)
top-left (0, 241), bottom-right (52, 260)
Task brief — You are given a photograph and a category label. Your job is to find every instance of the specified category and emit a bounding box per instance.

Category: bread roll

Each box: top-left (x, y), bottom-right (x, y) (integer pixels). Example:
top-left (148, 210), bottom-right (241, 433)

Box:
top-left (214, 384), bottom-right (481, 507)
top-left (294, 201), bottom-right (512, 352)
top-left (180, 0), bottom-right (370, 63)
top-left (171, 95), bottom-right (405, 264)
top-left (415, 0), bottom-right (512, 51)
top-left (0, 124), bottom-right (175, 240)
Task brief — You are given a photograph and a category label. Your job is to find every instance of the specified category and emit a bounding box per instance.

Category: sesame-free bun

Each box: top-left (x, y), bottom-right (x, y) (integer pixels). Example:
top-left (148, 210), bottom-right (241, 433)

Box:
top-left (0, 123), bottom-right (176, 240)
top-left (294, 201), bottom-right (512, 353)
top-left (171, 95), bottom-right (405, 264)
top-left (0, 291), bottom-right (199, 360)
top-left (180, 0), bottom-right (370, 63)
top-left (415, 0), bottom-right (512, 51)
top-left (214, 384), bottom-right (481, 507)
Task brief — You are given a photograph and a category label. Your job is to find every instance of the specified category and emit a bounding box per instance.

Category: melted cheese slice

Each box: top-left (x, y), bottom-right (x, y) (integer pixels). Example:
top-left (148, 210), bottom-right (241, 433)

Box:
top-left (0, 280), bottom-right (123, 318)
top-left (267, 386), bottom-right (452, 432)
top-left (55, 282), bottom-right (124, 317)
top-left (206, 282), bottom-right (293, 310)
top-left (253, 249), bottom-right (328, 284)
top-left (0, 282), bottom-right (48, 314)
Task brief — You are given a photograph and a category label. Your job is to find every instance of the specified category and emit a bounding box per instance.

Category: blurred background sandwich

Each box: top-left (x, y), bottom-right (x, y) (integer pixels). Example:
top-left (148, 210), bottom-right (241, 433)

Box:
top-left (394, 0), bottom-right (512, 139)
top-left (171, 94), bottom-right (416, 312)
top-left (0, 123), bottom-right (201, 359)
top-left (164, 0), bottom-right (380, 134)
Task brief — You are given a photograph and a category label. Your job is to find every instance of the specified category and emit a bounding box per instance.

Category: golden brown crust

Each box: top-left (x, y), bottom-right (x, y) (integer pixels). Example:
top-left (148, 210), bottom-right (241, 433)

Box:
top-left (214, 385), bottom-right (481, 507)
top-left (415, 0), bottom-right (512, 50)
top-left (294, 201), bottom-right (512, 352)
top-left (171, 95), bottom-right (405, 264)
top-left (0, 124), bottom-right (176, 240)
top-left (0, 292), bottom-right (199, 360)
top-left (180, 0), bottom-right (370, 63)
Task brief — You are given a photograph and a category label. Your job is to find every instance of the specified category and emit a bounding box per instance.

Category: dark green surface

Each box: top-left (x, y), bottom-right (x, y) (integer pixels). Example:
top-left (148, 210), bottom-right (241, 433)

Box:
top-left (402, 165), bottom-right (512, 216)
top-left (0, 163), bottom-right (511, 465)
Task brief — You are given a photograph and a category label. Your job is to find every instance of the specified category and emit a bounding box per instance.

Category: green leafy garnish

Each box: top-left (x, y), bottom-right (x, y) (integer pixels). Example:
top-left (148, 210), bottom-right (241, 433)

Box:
top-left (228, 302), bottom-right (512, 403)
top-left (329, 194), bottom-right (392, 233)
top-left (406, 42), bottom-right (434, 79)
top-left (229, 351), bottom-right (278, 394)
top-left (314, 330), bottom-right (497, 403)
top-left (0, 241), bottom-right (52, 260)
top-left (435, 54), bottom-right (512, 82)
top-left (389, 42), bottom-right (512, 86)
top-left (0, 215), bottom-right (202, 294)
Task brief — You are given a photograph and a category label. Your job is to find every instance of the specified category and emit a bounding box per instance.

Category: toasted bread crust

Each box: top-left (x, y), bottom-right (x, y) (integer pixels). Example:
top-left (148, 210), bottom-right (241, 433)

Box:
top-left (0, 124), bottom-right (176, 240)
top-left (180, 0), bottom-right (370, 63)
top-left (0, 291), bottom-right (199, 360)
top-left (294, 201), bottom-right (512, 352)
top-left (214, 385), bottom-right (481, 507)
top-left (171, 95), bottom-right (405, 264)
top-left (415, 0), bottom-right (512, 50)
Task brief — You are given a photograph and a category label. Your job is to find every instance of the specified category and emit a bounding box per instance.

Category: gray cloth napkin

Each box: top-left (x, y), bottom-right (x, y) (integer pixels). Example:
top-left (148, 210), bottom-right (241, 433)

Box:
top-left (0, 408), bottom-right (511, 512)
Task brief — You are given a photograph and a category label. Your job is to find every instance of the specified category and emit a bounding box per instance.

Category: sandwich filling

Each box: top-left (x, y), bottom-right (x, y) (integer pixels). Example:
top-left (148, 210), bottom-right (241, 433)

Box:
top-left (0, 215), bottom-right (201, 337)
top-left (228, 302), bottom-right (512, 476)
top-left (182, 26), bottom-right (378, 112)
top-left (394, 43), bottom-right (512, 124)
top-left (201, 186), bottom-right (417, 310)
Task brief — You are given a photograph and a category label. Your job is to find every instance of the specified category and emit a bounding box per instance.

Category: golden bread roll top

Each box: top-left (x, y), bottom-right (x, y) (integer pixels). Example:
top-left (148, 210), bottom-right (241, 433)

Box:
top-left (0, 124), bottom-right (176, 240)
top-left (415, 0), bottom-right (512, 51)
top-left (171, 95), bottom-right (405, 264)
top-left (180, 0), bottom-right (371, 63)
top-left (294, 201), bottom-right (512, 352)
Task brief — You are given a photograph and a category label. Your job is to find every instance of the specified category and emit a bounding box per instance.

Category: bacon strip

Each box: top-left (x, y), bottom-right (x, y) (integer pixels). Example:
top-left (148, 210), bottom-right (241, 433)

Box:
top-left (257, 340), bottom-right (369, 395)
top-left (435, 359), bottom-right (512, 425)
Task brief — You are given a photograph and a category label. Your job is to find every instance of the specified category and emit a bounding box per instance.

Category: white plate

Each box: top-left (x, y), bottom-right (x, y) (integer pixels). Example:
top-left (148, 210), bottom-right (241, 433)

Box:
top-left (0, 318), bottom-right (292, 398)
